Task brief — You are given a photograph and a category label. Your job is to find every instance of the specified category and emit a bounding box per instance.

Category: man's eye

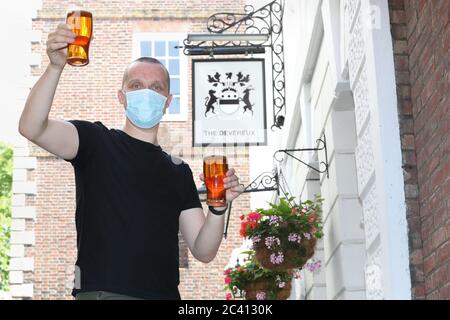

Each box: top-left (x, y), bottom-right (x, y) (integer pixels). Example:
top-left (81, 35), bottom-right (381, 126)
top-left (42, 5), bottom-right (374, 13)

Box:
top-left (151, 84), bottom-right (162, 91)
top-left (133, 83), bottom-right (141, 89)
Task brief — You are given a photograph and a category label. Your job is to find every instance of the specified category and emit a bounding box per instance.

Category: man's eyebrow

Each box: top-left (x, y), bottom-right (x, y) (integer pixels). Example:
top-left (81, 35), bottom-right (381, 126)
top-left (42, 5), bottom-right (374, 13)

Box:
top-left (150, 80), bottom-right (166, 88)
top-left (127, 78), bottom-right (142, 84)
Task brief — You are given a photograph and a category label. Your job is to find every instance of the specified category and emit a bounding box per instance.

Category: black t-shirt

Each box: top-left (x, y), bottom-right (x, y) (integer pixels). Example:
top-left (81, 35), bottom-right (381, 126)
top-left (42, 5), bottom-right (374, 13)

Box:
top-left (64, 120), bottom-right (202, 299)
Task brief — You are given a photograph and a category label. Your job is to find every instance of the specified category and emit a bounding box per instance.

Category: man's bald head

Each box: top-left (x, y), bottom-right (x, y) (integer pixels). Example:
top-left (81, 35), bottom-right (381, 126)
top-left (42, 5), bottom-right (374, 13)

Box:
top-left (122, 57), bottom-right (171, 94)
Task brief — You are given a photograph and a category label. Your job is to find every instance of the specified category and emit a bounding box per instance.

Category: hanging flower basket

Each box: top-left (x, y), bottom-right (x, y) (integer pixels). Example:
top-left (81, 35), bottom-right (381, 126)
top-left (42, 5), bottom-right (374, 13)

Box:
top-left (239, 196), bottom-right (324, 271)
top-left (244, 279), bottom-right (292, 300)
top-left (253, 237), bottom-right (317, 271)
top-left (224, 251), bottom-right (294, 301)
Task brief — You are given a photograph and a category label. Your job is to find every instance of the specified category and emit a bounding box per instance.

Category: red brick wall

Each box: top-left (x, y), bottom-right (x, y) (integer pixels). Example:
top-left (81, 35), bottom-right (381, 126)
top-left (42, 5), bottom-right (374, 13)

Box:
top-left (389, 0), bottom-right (450, 300)
top-left (29, 0), bottom-right (248, 300)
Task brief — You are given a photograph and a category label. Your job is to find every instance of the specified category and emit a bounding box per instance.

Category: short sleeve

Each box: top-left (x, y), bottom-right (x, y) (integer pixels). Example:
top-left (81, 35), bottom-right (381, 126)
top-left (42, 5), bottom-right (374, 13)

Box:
top-left (64, 120), bottom-right (104, 167)
top-left (181, 164), bottom-right (203, 212)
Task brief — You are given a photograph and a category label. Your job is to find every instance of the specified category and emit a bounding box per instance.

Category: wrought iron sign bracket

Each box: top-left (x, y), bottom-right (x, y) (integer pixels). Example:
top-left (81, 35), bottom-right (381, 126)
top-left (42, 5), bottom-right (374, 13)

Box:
top-left (273, 134), bottom-right (330, 179)
top-left (242, 170), bottom-right (279, 194)
top-left (180, 0), bottom-right (286, 130)
top-left (198, 170), bottom-right (279, 239)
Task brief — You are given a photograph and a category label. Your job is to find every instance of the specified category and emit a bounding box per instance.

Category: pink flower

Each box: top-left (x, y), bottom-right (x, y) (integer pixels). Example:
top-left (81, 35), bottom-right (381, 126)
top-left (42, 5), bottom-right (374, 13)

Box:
top-left (276, 276), bottom-right (286, 288)
top-left (248, 212), bottom-right (262, 221)
top-left (288, 233), bottom-right (301, 242)
top-left (251, 235), bottom-right (262, 245)
top-left (223, 268), bottom-right (231, 275)
top-left (270, 252), bottom-right (284, 264)
top-left (265, 236), bottom-right (280, 249)
top-left (268, 215), bottom-right (281, 225)
top-left (306, 260), bottom-right (322, 273)
top-left (292, 269), bottom-right (302, 279)
top-left (256, 292), bottom-right (266, 300)
top-left (226, 293), bottom-right (232, 300)
top-left (224, 277), bottom-right (231, 284)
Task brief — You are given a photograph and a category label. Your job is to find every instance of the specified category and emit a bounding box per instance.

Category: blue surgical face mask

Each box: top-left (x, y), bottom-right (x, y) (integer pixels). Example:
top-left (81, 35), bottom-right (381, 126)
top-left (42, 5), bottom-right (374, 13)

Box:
top-left (125, 89), bottom-right (167, 129)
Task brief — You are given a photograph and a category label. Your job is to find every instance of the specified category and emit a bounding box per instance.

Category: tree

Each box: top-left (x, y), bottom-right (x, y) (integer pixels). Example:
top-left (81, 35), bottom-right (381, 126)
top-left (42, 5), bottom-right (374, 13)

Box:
top-left (0, 141), bottom-right (13, 290)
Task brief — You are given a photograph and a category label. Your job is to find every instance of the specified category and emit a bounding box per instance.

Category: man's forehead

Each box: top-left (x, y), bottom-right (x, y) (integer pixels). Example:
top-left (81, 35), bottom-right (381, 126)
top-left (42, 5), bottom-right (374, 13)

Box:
top-left (126, 62), bottom-right (166, 82)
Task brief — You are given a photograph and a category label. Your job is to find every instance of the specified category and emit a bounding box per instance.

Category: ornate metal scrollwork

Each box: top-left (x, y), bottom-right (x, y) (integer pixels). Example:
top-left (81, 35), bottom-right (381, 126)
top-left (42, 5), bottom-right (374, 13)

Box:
top-left (243, 170), bottom-right (278, 194)
top-left (207, 4), bottom-right (271, 35)
top-left (223, 170), bottom-right (279, 239)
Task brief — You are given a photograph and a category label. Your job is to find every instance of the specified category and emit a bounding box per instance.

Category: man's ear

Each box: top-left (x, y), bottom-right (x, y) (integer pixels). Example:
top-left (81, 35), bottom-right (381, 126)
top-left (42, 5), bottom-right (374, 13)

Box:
top-left (118, 89), bottom-right (126, 109)
top-left (163, 95), bottom-right (173, 114)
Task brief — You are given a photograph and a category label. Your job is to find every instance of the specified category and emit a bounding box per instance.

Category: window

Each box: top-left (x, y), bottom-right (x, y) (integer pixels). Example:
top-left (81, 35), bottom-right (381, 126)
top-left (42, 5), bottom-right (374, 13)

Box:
top-left (132, 33), bottom-right (188, 122)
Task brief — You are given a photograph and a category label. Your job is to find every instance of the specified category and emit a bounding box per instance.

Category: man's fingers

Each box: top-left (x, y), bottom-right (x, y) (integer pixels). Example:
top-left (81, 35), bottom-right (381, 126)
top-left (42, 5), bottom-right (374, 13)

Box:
top-left (57, 30), bottom-right (77, 38)
top-left (225, 180), bottom-right (240, 189)
top-left (230, 184), bottom-right (245, 193)
top-left (49, 29), bottom-right (76, 39)
top-left (57, 23), bottom-right (73, 31)
top-left (199, 173), bottom-right (204, 181)
top-left (50, 35), bottom-right (75, 44)
top-left (48, 42), bottom-right (69, 51)
top-left (52, 25), bottom-right (76, 39)
top-left (53, 28), bottom-right (76, 37)
top-left (47, 31), bottom-right (75, 51)
top-left (224, 175), bottom-right (238, 183)
top-left (226, 168), bottom-right (235, 176)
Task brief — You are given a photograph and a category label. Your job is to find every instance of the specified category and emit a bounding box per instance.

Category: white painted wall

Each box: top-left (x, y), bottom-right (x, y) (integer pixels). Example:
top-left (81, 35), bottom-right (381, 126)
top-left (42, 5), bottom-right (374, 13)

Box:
top-left (356, 0), bottom-right (410, 299)
top-left (0, 2), bottom-right (41, 145)
top-left (263, 0), bottom-right (411, 300)
top-left (0, 1), bottom-right (42, 300)
top-left (234, 0), bottom-right (411, 300)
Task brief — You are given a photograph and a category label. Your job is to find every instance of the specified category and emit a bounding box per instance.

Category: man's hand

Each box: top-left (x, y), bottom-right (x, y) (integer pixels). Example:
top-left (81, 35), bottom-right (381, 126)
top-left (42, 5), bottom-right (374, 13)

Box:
top-left (46, 23), bottom-right (76, 70)
top-left (180, 168), bottom-right (244, 263)
top-left (199, 168), bottom-right (245, 204)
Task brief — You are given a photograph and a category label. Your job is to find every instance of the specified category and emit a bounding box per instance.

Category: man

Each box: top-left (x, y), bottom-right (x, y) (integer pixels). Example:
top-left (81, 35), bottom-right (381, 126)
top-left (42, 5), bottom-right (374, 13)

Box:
top-left (19, 23), bottom-right (244, 300)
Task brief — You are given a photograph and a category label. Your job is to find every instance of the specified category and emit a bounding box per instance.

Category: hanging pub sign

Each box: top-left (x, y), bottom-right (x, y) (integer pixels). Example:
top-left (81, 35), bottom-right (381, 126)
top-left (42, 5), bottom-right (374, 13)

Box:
top-left (192, 59), bottom-right (267, 146)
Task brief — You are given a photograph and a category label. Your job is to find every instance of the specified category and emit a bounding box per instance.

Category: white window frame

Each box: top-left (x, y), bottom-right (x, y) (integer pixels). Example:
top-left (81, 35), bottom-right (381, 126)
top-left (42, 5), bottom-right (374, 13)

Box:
top-left (132, 32), bottom-right (188, 122)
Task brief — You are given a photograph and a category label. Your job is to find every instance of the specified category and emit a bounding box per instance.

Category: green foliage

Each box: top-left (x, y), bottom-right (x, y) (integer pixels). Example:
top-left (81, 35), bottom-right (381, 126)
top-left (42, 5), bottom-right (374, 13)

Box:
top-left (239, 195), bottom-right (324, 241)
top-left (0, 142), bottom-right (13, 291)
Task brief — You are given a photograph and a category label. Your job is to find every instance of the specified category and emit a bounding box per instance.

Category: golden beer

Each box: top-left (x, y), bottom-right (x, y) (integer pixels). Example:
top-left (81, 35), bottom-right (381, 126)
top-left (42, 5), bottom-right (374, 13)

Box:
top-left (203, 156), bottom-right (228, 207)
top-left (66, 10), bottom-right (93, 66)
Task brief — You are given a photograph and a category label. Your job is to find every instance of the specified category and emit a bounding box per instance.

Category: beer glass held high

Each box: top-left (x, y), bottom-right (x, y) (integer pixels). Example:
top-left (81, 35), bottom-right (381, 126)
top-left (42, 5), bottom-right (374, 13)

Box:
top-left (66, 10), bottom-right (93, 66)
top-left (203, 156), bottom-right (228, 207)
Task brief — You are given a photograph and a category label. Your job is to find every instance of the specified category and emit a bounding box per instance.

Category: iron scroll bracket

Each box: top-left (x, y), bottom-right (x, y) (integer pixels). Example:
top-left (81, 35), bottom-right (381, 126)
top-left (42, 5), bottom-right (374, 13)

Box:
top-left (198, 170), bottom-right (278, 239)
top-left (273, 134), bottom-right (330, 179)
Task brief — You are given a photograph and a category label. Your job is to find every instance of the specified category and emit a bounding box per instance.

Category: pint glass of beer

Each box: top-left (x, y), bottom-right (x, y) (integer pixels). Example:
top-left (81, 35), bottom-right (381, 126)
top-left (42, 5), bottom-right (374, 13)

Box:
top-left (203, 155), bottom-right (228, 207)
top-left (66, 10), bottom-right (93, 66)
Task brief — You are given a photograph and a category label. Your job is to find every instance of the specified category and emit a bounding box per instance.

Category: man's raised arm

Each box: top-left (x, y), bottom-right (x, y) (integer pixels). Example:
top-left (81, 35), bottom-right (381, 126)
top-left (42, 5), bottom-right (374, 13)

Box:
top-left (19, 23), bottom-right (79, 161)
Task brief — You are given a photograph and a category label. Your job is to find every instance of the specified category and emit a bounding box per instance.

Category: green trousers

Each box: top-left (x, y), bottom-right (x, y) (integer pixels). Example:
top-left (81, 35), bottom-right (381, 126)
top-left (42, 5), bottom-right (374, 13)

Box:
top-left (75, 291), bottom-right (144, 300)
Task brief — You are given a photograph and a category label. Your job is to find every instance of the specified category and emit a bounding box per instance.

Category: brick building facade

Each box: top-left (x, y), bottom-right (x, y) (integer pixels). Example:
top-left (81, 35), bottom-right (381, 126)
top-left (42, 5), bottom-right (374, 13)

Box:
top-left (389, 0), bottom-right (449, 299)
